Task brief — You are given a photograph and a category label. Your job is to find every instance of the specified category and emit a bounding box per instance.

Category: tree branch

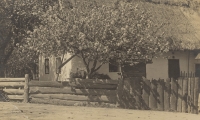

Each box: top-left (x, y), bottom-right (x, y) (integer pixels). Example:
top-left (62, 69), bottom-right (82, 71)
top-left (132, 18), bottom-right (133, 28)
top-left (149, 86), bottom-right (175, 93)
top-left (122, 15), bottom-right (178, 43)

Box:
top-left (87, 59), bottom-right (90, 68)
top-left (0, 30), bottom-right (6, 42)
top-left (151, 23), bottom-right (166, 37)
top-left (56, 50), bottom-right (65, 81)
top-left (57, 15), bottom-right (68, 22)
top-left (90, 56), bottom-right (98, 74)
top-left (1, 28), bottom-right (13, 51)
top-left (91, 62), bottom-right (106, 75)
top-left (81, 51), bottom-right (90, 74)
top-left (3, 46), bottom-right (14, 65)
top-left (58, 51), bottom-right (79, 69)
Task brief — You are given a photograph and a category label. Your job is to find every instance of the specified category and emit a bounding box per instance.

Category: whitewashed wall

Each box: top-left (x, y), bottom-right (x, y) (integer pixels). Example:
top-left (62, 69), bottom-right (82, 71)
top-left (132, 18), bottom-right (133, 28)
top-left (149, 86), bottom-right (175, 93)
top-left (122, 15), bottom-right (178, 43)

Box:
top-left (39, 51), bottom-right (196, 81)
top-left (39, 54), bottom-right (120, 81)
top-left (146, 51), bottom-right (195, 80)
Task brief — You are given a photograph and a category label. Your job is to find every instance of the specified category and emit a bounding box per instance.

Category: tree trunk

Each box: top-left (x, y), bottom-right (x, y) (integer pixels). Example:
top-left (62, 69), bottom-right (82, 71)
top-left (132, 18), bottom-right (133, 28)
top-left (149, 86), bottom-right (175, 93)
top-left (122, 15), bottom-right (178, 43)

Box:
top-left (4, 67), bottom-right (7, 78)
top-left (31, 69), bottom-right (36, 80)
top-left (58, 53), bottom-right (77, 69)
top-left (85, 71), bottom-right (90, 79)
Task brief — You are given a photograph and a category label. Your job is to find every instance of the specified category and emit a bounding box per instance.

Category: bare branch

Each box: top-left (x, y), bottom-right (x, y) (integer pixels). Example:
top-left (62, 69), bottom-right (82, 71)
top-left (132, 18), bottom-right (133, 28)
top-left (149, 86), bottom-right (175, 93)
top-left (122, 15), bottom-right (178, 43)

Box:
top-left (90, 56), bottom-right (98, 74)
top-left (91, 62), bottom-right (106, 75)
top-left (81, 51), bottom-right (90, 73)
top-left (58, 51), bottom-right (79, 69)
top-left (57, 15), bottom-right (68, 22)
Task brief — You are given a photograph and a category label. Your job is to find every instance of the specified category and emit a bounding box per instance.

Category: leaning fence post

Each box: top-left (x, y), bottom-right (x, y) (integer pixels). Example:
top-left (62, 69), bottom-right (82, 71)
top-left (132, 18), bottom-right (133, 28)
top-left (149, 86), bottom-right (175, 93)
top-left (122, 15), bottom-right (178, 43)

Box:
top-left (24, 74), bottom-right (29, 103)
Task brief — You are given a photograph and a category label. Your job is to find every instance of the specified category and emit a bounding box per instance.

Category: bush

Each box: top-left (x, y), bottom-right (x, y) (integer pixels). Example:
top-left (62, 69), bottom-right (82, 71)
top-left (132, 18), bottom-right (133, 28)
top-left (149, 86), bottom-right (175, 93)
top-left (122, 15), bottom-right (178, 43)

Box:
top-left (90, 72), bottom-right (111, 79)
top-left (70, 69), bottom-right (111, 79)
top-left (70, 70), bottom-right (86, 79)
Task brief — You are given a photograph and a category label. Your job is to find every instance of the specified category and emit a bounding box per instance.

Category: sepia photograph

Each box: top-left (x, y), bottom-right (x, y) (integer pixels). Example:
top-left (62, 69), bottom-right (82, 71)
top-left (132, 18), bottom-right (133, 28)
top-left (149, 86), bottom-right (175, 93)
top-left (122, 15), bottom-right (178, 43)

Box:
top-left (0, 0), bottom-right (200, 119)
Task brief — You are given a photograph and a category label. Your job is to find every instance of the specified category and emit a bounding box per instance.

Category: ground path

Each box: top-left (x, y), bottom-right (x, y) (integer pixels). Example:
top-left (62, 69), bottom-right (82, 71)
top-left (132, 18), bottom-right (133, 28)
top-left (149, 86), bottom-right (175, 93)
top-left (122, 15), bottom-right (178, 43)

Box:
top-left (0, 102), bottom-right (200, 120)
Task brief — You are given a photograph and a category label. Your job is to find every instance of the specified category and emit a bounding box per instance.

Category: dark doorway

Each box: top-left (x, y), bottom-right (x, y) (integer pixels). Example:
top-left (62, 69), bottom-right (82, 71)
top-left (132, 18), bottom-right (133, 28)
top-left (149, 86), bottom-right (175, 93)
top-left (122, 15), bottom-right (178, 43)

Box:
top-left (195, 64), bottom-right (200, 77)
top-left (168, 59), bottom-right (180, 79)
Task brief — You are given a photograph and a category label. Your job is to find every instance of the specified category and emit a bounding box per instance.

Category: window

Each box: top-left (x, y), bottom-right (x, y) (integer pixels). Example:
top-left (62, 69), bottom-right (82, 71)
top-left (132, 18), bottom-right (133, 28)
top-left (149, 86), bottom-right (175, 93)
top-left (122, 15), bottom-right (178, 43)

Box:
top-left (168, 59), bottom-right (180, 79)
top-left (122, 62), bottom-right (146, 78)
top-left (56, 57), bottom-right (62, 74)
top-left (45, 58), bottom-right (49, 74)
top-left (109, 59), bottom-right (119, 72)
top-left (195, 64), bottom-right (200, 77)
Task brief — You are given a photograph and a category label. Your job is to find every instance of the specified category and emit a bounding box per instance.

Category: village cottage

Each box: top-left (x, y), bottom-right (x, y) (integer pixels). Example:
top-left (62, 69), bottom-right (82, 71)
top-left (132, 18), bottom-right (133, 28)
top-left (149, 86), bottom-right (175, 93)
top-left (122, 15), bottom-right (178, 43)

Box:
top-left (38, 1), bottom-right (200, 81)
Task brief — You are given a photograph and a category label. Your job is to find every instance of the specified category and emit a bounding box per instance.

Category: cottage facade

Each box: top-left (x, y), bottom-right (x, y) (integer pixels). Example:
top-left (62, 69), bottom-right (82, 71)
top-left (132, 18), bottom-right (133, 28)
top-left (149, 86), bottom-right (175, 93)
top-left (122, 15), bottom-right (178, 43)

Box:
top-left (38, 1), bottom-right (200, 81)
top-left (38, 50), bottom-right (200, 81)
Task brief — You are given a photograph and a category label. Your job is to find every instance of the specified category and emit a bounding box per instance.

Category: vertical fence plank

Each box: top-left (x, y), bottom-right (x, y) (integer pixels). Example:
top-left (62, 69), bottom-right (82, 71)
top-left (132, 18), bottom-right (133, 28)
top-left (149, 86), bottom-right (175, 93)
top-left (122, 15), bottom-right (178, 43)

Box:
top-left (122, 78), bottom-right (133, 109)
top-left (170, 78), bottom-right (178, 111)
top-left (142, 78), bottom-right (150, 110)
top-left (157, 79), bottom-right (164, 111)
top-left (193, 77), bottom-right (199, 114)
top-left (177, 77), bottom-right (183, 112)
top-left (132, 78), bottom-right (142, 109)
top-left (191, 78), bottom-right (195, 113)
top-left (23, 74), bottom-right (29, 103)
top-left (188, 77), bottom-right (191, 113)
top-left (164, 78), bottom-right (171, 111)
top-left (182, 77), bottom-right (188, 113)
top-left (116, 79), bottom-right (123, 107)
top-left (149, 79), bottom-right (157, 110)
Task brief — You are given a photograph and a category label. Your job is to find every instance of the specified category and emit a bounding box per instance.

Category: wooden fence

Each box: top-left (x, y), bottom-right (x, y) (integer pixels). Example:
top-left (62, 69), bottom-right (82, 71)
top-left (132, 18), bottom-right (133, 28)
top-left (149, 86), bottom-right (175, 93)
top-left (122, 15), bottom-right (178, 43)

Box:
top-left (0, 74), bottom-right (199, 114)
top-left (119, 77), bottom-right (199, 114)
top-left (28, 78), bottom-right (118, 106)
top-left (0, 75), bottom-right (28, 102)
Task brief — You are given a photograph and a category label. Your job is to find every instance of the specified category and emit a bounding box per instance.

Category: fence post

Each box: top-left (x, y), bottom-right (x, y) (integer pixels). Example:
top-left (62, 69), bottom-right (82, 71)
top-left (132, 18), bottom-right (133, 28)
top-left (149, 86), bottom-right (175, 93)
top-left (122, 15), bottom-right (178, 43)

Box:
top-left (164, 78), bottom-right (171, 111)
top-left (149, 79), bottom-right (157, 110)
top-left (188, 77), bottom-right (191, 113)
top-left (170, 78), bottom-right (178, 111)
top-left (182, 77), bottom-right (188, 113)
top-left (193, 77), bottom-right (199, 114)
top-left (116, 79), bottom-right (123, 107)
top-left (177, 77), bottom-right (183, 112)
top-left (24, 74), bottom-right (29, 103)
top-left (142, 78), bottom-right (150, 110)
top-left (157, 79), bottom-right (164, 111)
top-left (191, 77), bottom-right (195, 113)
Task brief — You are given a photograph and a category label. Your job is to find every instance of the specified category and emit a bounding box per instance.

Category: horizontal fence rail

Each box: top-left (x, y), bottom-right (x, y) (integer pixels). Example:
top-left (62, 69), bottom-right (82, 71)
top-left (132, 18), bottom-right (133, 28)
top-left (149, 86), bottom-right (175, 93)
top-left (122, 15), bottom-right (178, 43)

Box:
top-left (0, 78), bottom-right (25, 82)
top-left (28, 78), bottom-right (119, 106)
top-left (0, 75), bottom-right (28, 102)
top-left (0, 74), bottom-right (199, 114)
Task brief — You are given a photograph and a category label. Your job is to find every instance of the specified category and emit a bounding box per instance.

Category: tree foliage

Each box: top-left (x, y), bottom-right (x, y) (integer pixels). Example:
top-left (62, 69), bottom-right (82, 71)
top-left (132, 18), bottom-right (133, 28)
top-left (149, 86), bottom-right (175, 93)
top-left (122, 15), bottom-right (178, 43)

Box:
top-left (28, 0), bottom-right (169, 78)
top-left (0, 0), bottom-right (56, 77)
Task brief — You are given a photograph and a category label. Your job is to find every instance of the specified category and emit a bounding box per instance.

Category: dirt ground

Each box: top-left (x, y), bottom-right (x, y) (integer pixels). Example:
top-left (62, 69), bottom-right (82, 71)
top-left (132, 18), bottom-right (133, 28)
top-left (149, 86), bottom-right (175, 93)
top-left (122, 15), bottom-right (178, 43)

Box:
top-left (0, 102), bottom-right (200, 120)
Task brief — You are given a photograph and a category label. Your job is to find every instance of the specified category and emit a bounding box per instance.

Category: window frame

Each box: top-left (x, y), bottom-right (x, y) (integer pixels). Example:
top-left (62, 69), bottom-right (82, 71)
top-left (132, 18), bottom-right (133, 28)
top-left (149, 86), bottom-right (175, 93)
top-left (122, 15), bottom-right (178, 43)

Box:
top-left (195, 64), bottom-right (200, 77)
top-left (56, 57), bottom-right (62, 74)
top-left (109, 59), bottom-right (119, 72)
top-left (45, 58), bottom-right (50, 74)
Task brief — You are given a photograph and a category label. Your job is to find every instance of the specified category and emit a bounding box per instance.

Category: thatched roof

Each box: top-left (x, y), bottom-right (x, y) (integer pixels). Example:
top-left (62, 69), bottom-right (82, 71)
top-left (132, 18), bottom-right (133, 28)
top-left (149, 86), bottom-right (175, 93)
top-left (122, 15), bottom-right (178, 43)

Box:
top-left (70, 0), bottom-right (200, 50)
top-left (135, 1), bottom-right (200, 50)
